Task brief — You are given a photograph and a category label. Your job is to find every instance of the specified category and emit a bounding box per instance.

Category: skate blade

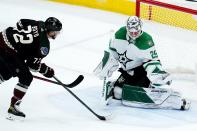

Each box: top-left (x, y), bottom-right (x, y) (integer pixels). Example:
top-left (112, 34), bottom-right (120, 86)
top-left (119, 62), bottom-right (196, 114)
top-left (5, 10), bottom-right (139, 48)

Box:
top-left (6, 113), bottom-right (25, 121)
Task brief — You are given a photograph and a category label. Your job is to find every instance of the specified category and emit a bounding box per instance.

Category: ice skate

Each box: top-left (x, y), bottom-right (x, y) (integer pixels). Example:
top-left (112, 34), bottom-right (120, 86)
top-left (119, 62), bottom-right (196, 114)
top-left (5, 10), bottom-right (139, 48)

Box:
top-left (6, 100), bottom-right (25, 121)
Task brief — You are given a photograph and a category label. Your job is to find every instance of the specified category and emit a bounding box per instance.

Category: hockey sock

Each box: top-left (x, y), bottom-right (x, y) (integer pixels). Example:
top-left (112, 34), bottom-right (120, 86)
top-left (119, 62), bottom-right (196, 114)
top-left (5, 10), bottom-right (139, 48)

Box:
top-left (10, 83), bottom-right (28, 106)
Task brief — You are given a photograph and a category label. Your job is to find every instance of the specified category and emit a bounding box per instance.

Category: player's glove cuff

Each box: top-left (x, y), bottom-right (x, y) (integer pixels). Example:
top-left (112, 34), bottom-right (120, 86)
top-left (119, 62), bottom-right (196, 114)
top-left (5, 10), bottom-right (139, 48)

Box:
top-left (39, 63), bottom-right (54, 78)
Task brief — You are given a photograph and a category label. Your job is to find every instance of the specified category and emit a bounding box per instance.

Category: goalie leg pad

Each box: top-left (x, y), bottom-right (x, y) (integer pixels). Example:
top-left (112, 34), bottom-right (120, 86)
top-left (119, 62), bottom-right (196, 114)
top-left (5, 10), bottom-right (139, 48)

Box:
top-left (160, 94), bottom-right (191, 110)
top-left (121, 84), bottom-right (190, 110)
top-left (101, 79), bottom-right (114, 105)
top-left (121, 85), bottom-right (155, 108)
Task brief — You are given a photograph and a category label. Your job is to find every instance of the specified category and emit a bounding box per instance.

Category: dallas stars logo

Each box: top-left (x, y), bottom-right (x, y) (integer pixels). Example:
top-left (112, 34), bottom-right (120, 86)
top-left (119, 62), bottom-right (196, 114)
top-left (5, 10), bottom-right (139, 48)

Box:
top-left (117, 51), bottom-right (133, 68)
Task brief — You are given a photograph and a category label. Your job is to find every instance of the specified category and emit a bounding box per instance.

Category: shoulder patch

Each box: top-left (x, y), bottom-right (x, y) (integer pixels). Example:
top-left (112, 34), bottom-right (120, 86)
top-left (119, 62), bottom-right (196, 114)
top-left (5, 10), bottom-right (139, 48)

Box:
top-left (147, 40), bottom-right (154, 46)
top-left (40, 47), bottom-right (49, 56)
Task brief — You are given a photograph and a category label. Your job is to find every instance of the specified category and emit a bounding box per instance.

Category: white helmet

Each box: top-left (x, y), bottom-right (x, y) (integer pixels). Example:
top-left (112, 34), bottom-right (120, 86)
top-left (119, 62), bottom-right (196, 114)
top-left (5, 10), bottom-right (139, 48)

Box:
top-left (126, 16), bottom-right (143, 39)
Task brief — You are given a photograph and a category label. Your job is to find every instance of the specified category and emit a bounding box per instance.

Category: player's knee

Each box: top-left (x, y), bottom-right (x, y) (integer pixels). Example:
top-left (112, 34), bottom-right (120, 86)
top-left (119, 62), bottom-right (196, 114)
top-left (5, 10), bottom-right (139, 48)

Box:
top-left (18, 72), bottom-right (33, 86)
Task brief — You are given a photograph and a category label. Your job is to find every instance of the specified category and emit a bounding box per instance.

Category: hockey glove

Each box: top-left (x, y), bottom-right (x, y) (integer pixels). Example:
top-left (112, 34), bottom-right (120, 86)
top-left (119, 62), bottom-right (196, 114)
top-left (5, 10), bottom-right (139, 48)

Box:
top-left (150, 73), bottom-right (172, 88)
top-left (39, 63), bottom-right (54, 78)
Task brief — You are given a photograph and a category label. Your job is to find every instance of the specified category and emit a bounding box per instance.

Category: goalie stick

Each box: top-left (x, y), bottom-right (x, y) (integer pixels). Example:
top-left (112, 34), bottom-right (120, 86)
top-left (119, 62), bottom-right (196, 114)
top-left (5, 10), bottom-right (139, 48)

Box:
top-left (33, 75), bottom-right (84, 88)
top-left (53, 76), bottom-right (108, 121)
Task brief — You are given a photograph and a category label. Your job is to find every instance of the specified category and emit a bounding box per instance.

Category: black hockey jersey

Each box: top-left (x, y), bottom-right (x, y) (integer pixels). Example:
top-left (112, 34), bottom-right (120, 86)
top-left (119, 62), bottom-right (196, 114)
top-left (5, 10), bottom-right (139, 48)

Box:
top-left (5, 19), bottom-right (50, 60)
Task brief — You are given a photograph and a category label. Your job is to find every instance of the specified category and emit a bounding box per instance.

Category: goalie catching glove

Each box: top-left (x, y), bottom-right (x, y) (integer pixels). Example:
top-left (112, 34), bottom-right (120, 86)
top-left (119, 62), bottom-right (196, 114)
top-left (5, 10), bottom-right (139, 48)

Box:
top-left (143, 60), bottom-right (172, 88)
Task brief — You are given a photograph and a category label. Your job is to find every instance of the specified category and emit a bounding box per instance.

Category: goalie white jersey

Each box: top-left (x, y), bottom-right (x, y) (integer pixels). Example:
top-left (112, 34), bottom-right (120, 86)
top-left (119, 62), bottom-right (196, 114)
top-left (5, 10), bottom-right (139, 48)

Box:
top-left (95, 26), bottom-right (171, 87)
top-left (109, 27), bottom-right (159, 70)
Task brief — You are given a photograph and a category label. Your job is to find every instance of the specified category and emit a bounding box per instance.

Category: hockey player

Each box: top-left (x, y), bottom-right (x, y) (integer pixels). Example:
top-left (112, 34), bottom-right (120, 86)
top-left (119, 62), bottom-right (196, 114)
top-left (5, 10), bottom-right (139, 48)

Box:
top-left (94, 16), bottom-right (190, 110)
top-left (0, 17), bottom-right (62, 120)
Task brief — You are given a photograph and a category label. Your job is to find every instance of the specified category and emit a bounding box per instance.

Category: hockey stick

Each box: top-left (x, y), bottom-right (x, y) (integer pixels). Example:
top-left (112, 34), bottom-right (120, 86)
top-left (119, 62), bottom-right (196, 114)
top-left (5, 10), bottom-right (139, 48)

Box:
top-left (185, 0), bottom-right (197, 2)
top-left (33, 75), bottom-right (84, 88)
top-left (53, 76), bottom-right (107, 121)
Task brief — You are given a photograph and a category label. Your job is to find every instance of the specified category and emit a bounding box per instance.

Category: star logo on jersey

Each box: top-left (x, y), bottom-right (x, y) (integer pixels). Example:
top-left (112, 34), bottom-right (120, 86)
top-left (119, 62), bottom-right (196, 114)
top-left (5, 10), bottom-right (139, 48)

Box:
top-left (117, 51), bottom-right (133, 68)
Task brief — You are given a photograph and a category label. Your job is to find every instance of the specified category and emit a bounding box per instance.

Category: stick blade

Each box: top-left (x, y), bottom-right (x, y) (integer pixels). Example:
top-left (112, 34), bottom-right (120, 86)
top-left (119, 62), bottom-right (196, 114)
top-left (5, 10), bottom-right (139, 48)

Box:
top-left (98, 116), bottom-right (106, 121)
top-left (97, 113), bottom-right (113, 121)
top-left (66, 75), bottom-right (84, 88)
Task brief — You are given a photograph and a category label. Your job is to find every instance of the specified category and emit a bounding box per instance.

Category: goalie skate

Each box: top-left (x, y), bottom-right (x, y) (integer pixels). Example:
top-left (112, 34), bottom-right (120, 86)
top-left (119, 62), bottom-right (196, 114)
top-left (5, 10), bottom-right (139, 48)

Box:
top-left (6, 100), bottom-right (25, 121)
top-left (180, 99), bottom-right (191, 110)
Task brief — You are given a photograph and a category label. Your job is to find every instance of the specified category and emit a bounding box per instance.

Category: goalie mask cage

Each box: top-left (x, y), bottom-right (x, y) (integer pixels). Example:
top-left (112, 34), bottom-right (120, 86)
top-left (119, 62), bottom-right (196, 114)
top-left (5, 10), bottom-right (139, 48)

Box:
top-left (136, 0), bottom-right (197, 32)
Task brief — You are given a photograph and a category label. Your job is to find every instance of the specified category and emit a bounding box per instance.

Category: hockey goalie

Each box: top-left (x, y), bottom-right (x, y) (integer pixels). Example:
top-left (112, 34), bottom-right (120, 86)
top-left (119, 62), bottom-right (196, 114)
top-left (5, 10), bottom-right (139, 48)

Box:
top-left (94, 16), bottom-right (190, 110)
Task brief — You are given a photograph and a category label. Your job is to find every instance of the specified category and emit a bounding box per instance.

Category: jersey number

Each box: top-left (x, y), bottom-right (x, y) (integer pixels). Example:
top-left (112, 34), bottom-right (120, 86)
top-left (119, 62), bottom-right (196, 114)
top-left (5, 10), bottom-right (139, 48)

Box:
top-left (13, 25), bottom-right (33, 44)
top-left (150, 50), bottom-right (158, 59)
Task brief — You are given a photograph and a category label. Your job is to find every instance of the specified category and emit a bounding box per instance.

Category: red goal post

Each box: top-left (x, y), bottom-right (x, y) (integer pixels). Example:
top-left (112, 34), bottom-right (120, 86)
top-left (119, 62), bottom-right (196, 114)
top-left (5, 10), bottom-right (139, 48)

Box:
top-left (136, 0), bottom-right (197, 31)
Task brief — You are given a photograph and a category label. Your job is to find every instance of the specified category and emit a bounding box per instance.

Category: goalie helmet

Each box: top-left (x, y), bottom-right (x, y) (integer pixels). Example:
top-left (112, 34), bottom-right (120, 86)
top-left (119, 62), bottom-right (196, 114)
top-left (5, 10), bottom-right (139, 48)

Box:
top-left (45, 17), bottom-right (62, 32)
top-left (126, 16), bottom-right (143, 39)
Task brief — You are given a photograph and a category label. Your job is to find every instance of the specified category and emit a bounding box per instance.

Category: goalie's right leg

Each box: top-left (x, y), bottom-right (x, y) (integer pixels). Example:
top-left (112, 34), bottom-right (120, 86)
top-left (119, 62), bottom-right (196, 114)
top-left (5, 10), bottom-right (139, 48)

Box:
top-left (102, 79), bottom-right (191, 110)
top-left (120, 85), bottom-right (191, 110)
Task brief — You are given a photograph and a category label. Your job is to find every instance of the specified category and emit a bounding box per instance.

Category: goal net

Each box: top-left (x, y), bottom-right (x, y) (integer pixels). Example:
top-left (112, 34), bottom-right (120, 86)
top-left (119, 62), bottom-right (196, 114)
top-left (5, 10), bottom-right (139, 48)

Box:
top-left (136, 0), bottom-right (197, 32)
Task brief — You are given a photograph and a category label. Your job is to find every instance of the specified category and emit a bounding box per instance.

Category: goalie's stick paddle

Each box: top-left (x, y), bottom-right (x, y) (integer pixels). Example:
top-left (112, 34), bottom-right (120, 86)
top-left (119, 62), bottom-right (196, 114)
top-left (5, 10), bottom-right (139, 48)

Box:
top-left (33, 75), bottom-right (84, 88)
top-left (53, 76), bottom-right (107, 121)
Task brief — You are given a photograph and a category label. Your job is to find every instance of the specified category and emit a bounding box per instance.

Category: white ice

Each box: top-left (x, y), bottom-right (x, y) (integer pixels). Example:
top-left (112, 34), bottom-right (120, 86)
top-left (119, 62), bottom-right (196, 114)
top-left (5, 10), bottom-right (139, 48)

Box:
top-left (0, 0), bottom-right (197, 131)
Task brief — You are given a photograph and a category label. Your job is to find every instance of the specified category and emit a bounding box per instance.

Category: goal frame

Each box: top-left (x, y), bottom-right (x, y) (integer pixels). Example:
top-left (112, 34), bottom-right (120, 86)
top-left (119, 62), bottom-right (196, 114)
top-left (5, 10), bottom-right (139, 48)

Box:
top-left (136, 0), bottom-right (197, 18)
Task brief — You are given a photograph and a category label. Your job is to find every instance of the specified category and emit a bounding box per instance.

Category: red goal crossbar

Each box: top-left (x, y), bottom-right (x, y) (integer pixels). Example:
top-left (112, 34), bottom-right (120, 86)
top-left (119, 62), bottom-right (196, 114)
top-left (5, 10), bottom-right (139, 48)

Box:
top-left (136, 0), bottom-right (197, 16)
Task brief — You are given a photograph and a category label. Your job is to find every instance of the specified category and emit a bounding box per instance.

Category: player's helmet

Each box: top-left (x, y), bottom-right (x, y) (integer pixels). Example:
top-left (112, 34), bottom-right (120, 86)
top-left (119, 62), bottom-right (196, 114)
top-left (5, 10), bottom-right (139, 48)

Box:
top-left (45, 17), bottom-right (62, 32)
top-left (126, 16), bottom-right (142, 39)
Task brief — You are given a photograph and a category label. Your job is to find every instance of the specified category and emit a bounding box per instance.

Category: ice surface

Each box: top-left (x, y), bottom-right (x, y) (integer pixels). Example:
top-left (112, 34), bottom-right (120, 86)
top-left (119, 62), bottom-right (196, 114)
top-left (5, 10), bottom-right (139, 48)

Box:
top-left (0, 0), bottom-right (197, 131)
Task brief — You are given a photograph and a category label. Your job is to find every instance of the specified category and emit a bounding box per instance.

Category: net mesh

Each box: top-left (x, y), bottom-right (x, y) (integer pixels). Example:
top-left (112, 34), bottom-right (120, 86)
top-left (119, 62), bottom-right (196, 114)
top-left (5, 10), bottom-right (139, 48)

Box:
top-left (139, 1), bottom-right (197, 32)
